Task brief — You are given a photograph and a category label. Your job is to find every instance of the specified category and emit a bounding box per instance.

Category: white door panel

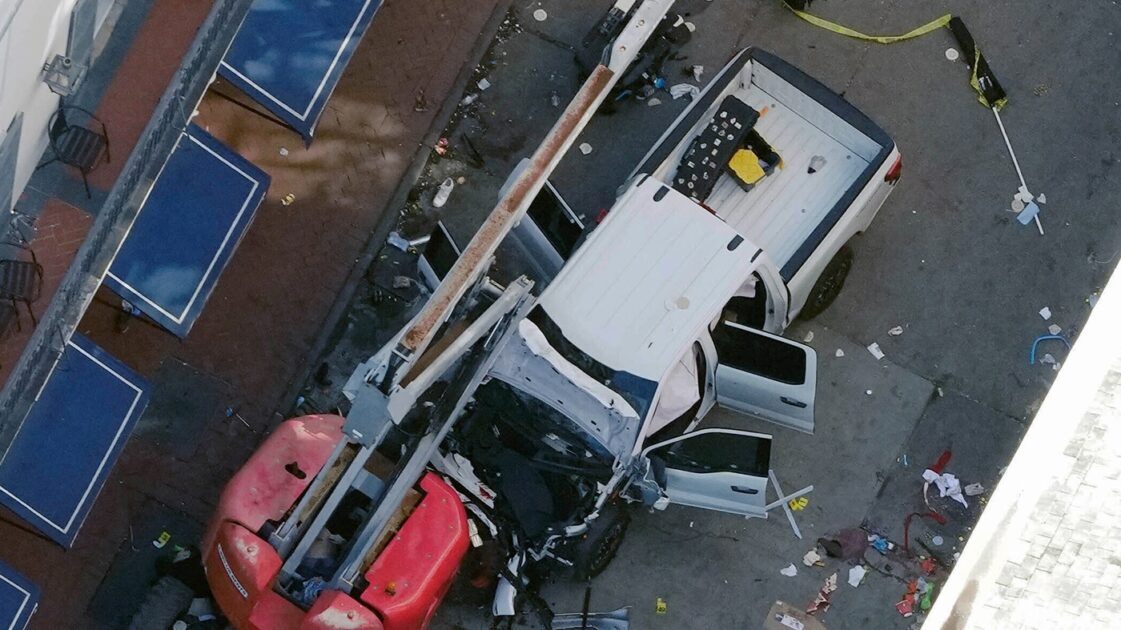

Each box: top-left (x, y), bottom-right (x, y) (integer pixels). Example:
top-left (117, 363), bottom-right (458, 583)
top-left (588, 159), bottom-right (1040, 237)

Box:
top-left (642, 428), bottom-right (772, 517)
top-left (711, 321), bottom-right (816, 433)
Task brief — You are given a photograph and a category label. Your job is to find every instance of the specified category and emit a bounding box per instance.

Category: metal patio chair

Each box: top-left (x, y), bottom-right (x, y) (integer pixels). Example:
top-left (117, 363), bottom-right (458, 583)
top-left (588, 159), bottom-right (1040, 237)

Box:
top-left (0, 244), bottom-right (44, 329)
top-left (36, 104), bottom-right (111, 198)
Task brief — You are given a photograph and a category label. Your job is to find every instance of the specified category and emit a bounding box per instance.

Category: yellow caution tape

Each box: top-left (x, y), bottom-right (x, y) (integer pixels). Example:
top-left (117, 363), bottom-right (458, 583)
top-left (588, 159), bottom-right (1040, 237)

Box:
top-left (970, 49), bottom-right (1008, 111)
top-left (786, 6), bottom-right (952, 45)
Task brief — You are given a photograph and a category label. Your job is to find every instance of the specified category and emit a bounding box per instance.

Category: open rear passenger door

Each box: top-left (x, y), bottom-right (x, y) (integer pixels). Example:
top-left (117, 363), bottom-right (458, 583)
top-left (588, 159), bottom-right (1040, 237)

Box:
top-left (642, 428), bottom-right (773, 517)
top-left (710, 320), bottom-right (817, 433)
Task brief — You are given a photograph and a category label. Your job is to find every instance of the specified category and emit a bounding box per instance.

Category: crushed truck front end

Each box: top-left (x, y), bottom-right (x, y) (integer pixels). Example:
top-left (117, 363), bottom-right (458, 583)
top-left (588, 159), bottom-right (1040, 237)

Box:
top-left (203, 414), bottom-right (469, 630)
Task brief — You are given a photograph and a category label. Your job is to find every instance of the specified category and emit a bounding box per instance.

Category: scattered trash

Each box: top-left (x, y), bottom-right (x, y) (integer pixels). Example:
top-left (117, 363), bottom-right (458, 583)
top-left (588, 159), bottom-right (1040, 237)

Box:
top-left (865, 389), bottom-right (873, 396)
top-left (1040, 353), bottom-right (1056, 365)
top-left (550, 91), bottom-right (560, 107)
top-left (847, 565), bottom-right (867, 587)
top-left (869, 535), bottom-right (892, 554)
top-left (1038, 193), bottom-right (1047, 204)
top-left (691, 64), bottom-right (704, 81)
top-left (578, 142), bottom-right (593, 155)
top-left (867, 342), bottom-right (885, 360)
top-left (532, 8), bottom-right (548, 21)
top-left (434, 137), bottom-right (449, 156)
top-left (781, 563), bottom-right (799, 577)
top-left (888, 326), bottom-right (904, 336)
top-left (386, 232), bottom-right (411, 252)
top-left (669, 83), bottom-right (700, 100)
top-left (923, 469), bottom-right (968, 508)
top-left (807, 155), bottom-right (827, 174)
top-left (964, 482), bottom-right (984, 496)
top-left (803, 331), bottom-right (814, 343)
top-left (944, 47), bottom-right (959, 61)
top-left (456, 176), bottom-right (467, 185)
top-left (433, 177), bottom-right (455, 208)
top-left (1017, 201), bottom-right (1041, 226)
top-left (655, 597), bottom-right (667, 615)
top-left (789, 496), bottom-right (809, 511)
top-left (279, 147), bottom-right (289, 156)
top-left (822, 573), bottom-right (837, 594)
top-left (461, 93), bottom-right (478, 106)
top-left (835, 348), bottom-right (844, 357)
top-left (899, 454), bottom-right (909, 467)
top-left (802, 549), bottom-right (823, 566)
top-left (153, 531), bottom-right (171, 549)
top-left (225, 406), bottom-right (250, 428)
top-left (1087, 291), bottom-right (1100, 308)
top-left (646, 97), bottom-right (662, 107)
top-left (806, 574), bottom-right (837, 615)
top-left (931, 535), bottom-right (944, 546)
top-left (477, 78), bottom-right (492, 91)
top-left (1038, 306), bottom-right (1052, 320)
top-left (896, 596), bottom-right (914, 617)
top-left (1047, 323), bottom-right (1062, 335)
top-left (1029, 334), bottom-right (1069, 364)
top-left (281, 193), bottom-right (295, 206)
top-left (1010, 197), bottom-right (1025, 213)
top-left (920, 557), bottom-right (937, 575)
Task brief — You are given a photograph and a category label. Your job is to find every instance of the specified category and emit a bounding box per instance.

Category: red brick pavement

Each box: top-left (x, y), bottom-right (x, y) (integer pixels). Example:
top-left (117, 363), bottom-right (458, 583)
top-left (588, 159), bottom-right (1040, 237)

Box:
top-left (0, 1), bottom-right (504, 628)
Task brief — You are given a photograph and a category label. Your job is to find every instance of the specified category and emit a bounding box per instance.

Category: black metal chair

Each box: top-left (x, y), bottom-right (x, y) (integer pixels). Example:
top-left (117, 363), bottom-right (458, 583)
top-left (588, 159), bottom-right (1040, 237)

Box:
top-left (0, 245), bottom-right (43, 329)
top-left (36, 104), bottom-right (110, 198)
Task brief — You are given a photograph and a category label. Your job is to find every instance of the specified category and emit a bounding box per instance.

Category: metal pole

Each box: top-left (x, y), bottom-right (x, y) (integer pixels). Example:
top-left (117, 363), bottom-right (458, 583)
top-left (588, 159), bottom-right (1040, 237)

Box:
top-left (992, 107), bottom-right (1043, 235)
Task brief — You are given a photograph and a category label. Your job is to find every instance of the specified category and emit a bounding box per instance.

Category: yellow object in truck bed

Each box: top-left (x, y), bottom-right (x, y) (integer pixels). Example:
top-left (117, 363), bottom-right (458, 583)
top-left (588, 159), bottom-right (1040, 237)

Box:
top-left (728, 149), bottom-right (767, 187)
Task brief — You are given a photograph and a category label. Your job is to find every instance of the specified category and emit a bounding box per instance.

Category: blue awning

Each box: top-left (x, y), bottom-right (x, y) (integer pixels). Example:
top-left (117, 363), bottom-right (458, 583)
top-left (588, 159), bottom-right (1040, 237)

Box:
top-left (103, 124), bottom-right (269, 338)
top-left (219, 0), bottom-right (384, 141)
top-left (0, 335), bottom-right (149, 547)
top-left (0, 561), bottom-right (37, 630)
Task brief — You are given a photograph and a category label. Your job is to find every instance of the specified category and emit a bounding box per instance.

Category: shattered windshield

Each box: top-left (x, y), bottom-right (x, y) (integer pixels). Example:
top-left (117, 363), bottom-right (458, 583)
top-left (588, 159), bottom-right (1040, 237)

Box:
top-left (527, 306), bottom-right (657, 419)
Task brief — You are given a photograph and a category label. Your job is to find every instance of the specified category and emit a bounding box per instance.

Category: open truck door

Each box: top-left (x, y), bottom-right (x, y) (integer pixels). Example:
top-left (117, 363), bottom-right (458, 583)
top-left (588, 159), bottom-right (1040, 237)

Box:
top-left (710, 320), bottom-right (817, 433)
top-left (642, 428), bottom-right (773, 517)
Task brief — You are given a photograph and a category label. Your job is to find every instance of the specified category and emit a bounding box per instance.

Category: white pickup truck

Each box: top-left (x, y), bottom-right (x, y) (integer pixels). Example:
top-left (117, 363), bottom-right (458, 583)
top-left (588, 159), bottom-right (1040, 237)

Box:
top-left (417, 47), bottom-right (902, 585)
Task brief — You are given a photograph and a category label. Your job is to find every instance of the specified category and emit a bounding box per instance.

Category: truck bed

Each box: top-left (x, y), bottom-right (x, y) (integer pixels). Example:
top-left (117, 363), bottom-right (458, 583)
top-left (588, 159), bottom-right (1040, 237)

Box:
top-left (636, 49), bottom-right (893, 280)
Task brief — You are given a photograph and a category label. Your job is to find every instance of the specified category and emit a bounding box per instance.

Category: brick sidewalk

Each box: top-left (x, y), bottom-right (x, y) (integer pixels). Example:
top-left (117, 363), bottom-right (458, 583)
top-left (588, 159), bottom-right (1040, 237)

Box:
top-left (0, 1), bottom-right (504, 627)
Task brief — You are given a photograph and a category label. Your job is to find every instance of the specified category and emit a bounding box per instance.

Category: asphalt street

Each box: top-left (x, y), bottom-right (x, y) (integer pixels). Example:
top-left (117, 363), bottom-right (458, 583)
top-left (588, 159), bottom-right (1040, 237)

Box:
top-left (315, 0), bottom-right (1121, 627)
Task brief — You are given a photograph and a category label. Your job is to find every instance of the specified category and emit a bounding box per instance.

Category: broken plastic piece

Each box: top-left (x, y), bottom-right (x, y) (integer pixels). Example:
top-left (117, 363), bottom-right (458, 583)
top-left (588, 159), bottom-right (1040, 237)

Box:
top-left (802, 549), bottom-right (822, 566)
top-left (1048, 323), bottom-right (1062, 335)
top-left (477, 78), bottom-right (491, 91)
top-left (888, 326), bottom-right (904, 336)
top-left (835, 348), bottom-right (845, 358)
top-left (669, 83), bottom-right (700, 100)
top-left (847, 565), bottom-right (867, 587)
top-left (822, 573), bottom-right (837, 594)
top-left (1038, 193), bottom-right (1047, 204)
top-left (964, 482), bottom-right (985, 496)
top-left (867, 342), bottom-right (885, 360)
top-left (896, 598), bottom-right (914, 617)
top-left (579, 142), bottom-right (593, 155)
top-left (803, 331), bottom-right (814, 343)
top-left (781, 563), bottom-right (798, 577)
top-left (1039, 306), bottom-right (1052, 320)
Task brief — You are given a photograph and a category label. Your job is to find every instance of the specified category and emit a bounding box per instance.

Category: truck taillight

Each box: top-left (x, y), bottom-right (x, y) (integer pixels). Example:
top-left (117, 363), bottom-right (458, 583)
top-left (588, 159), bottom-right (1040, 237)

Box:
top-left (885, 156), bottom-right (902, 184)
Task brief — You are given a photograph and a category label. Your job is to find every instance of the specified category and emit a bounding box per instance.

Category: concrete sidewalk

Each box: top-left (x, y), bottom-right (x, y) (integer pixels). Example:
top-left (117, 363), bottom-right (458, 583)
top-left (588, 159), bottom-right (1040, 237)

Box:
top-left (0, 1), bottom-right (506, 627)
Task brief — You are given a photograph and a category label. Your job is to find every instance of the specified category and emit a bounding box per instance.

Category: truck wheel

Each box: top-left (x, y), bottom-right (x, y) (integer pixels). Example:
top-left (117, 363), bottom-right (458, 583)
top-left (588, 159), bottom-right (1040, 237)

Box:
top-left (127, 575), bottom-right (193, 630)
top-left (572, 502), bottom-right (630, 580)
top-left (799, 245), bottom-right (853, 320)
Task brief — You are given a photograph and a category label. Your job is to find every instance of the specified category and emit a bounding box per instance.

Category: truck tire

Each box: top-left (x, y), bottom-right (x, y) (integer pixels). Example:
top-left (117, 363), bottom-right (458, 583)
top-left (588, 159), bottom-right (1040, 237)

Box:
top-left (799, 244), bottom-right (853, 320)
top-left (127, 575), bottom-right (193, 630)
top-left (572, 502), bottom-right (630, 580)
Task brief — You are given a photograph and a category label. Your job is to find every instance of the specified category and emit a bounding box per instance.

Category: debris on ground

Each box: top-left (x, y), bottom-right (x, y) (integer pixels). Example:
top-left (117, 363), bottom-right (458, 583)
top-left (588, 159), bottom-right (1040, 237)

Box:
top-left (847, 565), bottom-right (867, 587)
top-left (963, 482), bottom-right (984, 496)
top-left (1029, 334), bottom-right (1070, 364)
top-left (578, 142), bottom-right (593, 155)
top-left (765, 601), bottom-right (827, 630)
top-left (789, 496), bottom-right (809, 511)
top-left (670, 83), bottom-right (700, 100)
top-left (532, 8), bottom-right (547, 22)
top-left (1047, 323), bottom-right (1062, 335)
top-left (803, 331), bottom-right (814, 343)
top-left (834, 348), bottom-right (844, 358)
top-left (944, 47), bottom-right (959, 61)
top-left (1038, 306), bottom-right (1052, 320)
top-left (655, 597), bottom-right (667, 615)
top-left (803, 548), bottom-right (823, 567)
top-left (867, 342), bottom-right (885, 360)
top-left (691, 64), bottom-right (704, 81)
top-left (866, 389), bottom-right (873, 396)
top-left (805, 573), bottom-right (837, 615)
top-left (888, 325), bottom-right (904, 336)
top-left (781, 563), bottom-right (799, 577)
top-left (923, 469), bottom-right (968, 508)
top-left (647, 97), bottom-right (662, 107)
top-left (434, 137), bottom-right (449, 155)
top-left (433, 177), bottom-right (455, 208)
top-left (807, 155), bottom-right (827, 174)
top-left (869, 534), bottom-right (893, 554)
top-left (477, 77), bottom-right (492, 91)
